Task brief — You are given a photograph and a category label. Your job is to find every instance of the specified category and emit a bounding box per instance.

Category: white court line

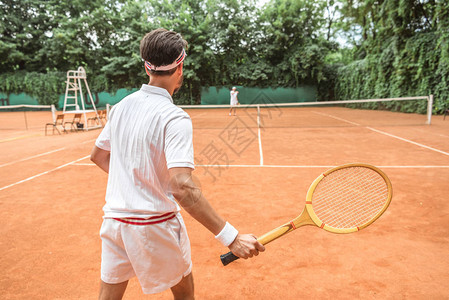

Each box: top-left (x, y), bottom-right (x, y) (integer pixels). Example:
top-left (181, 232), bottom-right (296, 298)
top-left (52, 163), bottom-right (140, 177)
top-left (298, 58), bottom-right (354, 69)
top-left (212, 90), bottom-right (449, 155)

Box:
top-left (312, 111), bottom-right (361, 126)
top-left (81, 138), bottom-right (97, 144)
top-left (1, 138), bottom-right (97, 169)
top-left (0, 133), bottom-right (42, 143)
top-left (0, 155), bottom-right (90, 191)
top-left (366, 127), bottom-right (449, 156)
top-left (0, 147), bottom-right (65, 168)
top-left (258, 127), bottom-right (264, 165)
top-left (312, 111), bottom-right (449, 157)
top-left (257, 109), bottom-right (264, 166)
top-left (190, 112), bottom-right (208, 119)
top-left (413, 128), bottom-right (449, 139)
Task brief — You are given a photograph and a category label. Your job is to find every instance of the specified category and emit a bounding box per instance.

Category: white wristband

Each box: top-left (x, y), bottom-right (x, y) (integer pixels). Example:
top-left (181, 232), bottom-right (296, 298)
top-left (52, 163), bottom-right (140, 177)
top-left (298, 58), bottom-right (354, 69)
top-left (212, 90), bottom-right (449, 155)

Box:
top-left (215, 222), bottom-right (239, 247)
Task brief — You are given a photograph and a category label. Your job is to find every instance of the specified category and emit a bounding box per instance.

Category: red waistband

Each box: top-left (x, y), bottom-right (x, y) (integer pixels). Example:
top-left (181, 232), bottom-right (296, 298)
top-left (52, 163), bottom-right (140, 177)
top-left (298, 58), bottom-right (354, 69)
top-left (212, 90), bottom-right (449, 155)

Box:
top-left (112, 212), bottom-right (176, 226)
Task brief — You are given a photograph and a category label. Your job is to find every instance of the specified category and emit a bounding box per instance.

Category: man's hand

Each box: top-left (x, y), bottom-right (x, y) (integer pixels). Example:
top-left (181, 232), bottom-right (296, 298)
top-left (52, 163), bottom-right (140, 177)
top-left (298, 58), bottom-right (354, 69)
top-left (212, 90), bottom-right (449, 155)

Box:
top-left (228, 234), bottom-right (265, 259)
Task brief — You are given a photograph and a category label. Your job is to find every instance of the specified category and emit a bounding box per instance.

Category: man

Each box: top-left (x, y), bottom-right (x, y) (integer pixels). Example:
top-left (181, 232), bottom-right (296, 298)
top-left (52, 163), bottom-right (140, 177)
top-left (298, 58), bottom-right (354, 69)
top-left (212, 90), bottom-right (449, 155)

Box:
top-left (229, 86), bottom-right (239, 116)
top-left (90, 28), bottom-right (264, 300)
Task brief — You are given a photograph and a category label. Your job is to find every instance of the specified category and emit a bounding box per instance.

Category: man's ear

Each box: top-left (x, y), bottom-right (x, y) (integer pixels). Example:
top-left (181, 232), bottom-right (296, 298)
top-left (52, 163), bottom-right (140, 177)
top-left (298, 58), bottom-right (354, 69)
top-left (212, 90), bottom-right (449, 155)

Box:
top-left (177, 62), bottom-right (183, 76)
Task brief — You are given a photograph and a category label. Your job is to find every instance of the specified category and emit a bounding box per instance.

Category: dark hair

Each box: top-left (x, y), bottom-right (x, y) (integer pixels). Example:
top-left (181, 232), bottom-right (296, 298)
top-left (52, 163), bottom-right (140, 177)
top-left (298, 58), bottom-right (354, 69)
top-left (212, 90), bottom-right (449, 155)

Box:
top-left (140, 28), bottom-right (187, 76)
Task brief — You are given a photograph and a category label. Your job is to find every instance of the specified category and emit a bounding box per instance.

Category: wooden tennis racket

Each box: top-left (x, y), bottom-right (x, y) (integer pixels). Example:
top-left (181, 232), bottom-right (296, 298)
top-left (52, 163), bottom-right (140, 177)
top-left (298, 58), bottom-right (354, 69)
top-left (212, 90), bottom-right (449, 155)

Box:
top-left (220, 163), bottom-right (393, 266)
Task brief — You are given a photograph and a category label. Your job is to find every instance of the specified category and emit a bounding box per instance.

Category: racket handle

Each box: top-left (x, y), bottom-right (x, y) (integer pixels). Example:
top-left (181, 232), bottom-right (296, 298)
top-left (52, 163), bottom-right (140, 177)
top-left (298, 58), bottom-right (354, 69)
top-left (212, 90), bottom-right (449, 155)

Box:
top-left (220, 251), bottom-right (239, 266)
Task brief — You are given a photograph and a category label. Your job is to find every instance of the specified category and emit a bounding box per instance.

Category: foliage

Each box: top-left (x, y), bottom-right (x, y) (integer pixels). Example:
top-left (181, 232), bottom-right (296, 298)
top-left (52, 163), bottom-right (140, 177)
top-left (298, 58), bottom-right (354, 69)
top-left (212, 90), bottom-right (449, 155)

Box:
top-left (0, 0), bottom-right (448, 113)
top-left (0, 70), bottom-right (116, 108)
top-left (331, 0), bottom-right (449, 113)
top-left (259, 0), bottom-right (331, 87)
top-left (0, 71), bottom-right (64, 106)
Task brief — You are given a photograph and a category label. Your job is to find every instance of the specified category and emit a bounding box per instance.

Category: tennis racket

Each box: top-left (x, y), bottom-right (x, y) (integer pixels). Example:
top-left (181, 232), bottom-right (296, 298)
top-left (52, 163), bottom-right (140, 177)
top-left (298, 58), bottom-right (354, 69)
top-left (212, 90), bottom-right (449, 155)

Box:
top-left (220, 163), bottom-right (393, 266)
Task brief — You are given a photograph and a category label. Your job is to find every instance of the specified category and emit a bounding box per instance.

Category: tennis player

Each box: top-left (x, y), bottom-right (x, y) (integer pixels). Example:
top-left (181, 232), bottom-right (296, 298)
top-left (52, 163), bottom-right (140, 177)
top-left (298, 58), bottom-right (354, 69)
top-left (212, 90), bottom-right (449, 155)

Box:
top-left (229, 86), bottom-right (239, 116)
top-left (90, 28), bottom-right (264, 300)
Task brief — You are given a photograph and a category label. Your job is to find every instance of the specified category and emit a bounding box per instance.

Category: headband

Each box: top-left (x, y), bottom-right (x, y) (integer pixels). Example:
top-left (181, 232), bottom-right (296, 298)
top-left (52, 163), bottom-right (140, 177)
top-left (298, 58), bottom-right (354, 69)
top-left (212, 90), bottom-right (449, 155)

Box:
top-left (144, 48), bottom-right (186, 75)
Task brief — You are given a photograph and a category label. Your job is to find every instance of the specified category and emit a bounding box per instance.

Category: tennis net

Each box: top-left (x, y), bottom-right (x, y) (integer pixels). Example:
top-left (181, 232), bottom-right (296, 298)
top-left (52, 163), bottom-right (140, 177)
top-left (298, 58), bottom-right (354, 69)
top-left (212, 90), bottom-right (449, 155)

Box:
top-left (0, 104), bottom-right (56, 130)
top-left (179, 95), bottom-right (433, 129)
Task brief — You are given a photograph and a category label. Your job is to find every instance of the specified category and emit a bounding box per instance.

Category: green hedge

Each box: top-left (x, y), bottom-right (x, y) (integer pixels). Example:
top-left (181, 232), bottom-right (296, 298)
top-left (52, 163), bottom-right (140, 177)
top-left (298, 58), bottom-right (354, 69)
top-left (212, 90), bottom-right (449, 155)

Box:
top-left (334, 32), bottom-right (449, 114)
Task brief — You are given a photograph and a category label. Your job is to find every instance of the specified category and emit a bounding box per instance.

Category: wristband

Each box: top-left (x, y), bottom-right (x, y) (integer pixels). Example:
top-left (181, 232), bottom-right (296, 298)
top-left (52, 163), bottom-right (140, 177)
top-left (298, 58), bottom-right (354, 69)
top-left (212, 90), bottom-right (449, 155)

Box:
top-left (215, 222), bottom-right (239, 247)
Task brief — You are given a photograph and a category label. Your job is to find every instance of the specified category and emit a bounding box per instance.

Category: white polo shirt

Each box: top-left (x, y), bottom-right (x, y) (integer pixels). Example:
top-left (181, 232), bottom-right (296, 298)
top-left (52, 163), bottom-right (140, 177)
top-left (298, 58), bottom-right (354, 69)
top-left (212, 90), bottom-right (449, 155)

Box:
top-left (95, 84), bottom-right (194, 218)
top-left (230, 90), bottom-right (238, 105)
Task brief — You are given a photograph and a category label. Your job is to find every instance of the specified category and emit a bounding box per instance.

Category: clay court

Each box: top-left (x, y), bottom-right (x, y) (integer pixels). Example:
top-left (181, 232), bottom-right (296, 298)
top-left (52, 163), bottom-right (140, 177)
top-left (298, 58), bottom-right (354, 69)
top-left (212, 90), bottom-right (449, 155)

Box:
top-left (1, 106), bottom-right (448, 299)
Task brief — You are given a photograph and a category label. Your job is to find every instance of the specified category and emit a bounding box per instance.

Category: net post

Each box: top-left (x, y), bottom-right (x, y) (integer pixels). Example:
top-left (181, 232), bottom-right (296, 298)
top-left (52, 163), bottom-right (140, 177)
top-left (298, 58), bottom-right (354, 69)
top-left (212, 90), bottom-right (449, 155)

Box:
top-left (51, 104), bottom-right (56, 122)
top-left (426, 94), bottom-right (433, 125)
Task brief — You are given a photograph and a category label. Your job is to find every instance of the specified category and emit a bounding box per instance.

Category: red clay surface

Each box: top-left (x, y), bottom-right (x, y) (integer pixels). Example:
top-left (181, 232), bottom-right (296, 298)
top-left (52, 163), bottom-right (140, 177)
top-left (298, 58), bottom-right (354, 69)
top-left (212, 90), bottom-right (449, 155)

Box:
top-left (1, 108), bottom-right (449, 299)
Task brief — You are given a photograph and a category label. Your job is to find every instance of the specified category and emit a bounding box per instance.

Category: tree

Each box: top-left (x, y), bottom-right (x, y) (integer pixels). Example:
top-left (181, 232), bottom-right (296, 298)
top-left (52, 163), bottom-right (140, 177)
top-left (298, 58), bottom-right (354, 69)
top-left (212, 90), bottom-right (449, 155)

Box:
top-left (258, 0), bottom-right (331, 87)
top-left (334, 0), bottom-right (449, 113)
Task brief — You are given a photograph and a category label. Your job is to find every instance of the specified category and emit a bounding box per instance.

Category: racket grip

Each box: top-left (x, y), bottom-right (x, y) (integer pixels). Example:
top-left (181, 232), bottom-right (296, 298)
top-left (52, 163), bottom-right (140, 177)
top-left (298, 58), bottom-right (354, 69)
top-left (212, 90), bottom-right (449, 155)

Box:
top-left (220, 251), bottom-right (239, 266)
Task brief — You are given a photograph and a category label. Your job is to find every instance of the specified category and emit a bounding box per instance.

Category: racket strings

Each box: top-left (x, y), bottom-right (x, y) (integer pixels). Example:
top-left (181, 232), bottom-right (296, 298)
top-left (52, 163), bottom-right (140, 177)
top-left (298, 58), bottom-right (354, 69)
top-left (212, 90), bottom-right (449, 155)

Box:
top-left (311, 167), bottom-right (389, 229)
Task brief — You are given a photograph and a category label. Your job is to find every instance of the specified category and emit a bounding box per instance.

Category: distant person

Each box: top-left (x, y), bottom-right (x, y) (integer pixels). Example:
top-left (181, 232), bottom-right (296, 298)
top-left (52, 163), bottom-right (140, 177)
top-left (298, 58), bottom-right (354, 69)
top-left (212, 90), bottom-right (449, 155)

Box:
top-left (229, 86), bottom-right (239, 116)
top-left (90, 28), bottom-right (264, 300)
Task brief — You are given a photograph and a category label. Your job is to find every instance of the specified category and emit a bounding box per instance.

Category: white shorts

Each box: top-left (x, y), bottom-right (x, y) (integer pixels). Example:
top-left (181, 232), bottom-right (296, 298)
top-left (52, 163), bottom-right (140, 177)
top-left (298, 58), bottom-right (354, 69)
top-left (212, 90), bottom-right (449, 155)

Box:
top-left (99, 212), bottom-right (192, 294)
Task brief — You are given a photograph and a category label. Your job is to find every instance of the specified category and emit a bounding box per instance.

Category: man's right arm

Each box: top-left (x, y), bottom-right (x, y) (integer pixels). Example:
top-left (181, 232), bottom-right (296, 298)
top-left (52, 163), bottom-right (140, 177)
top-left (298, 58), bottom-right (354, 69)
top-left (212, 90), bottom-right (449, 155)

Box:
top-left (91, 117), bottom-right (112, 174)
top-left (90, 146), bottom-right (110, 174)
top-left (168, 167), bottom-right (265, 259)
top-left (165, 114), bottom-right (264, 258)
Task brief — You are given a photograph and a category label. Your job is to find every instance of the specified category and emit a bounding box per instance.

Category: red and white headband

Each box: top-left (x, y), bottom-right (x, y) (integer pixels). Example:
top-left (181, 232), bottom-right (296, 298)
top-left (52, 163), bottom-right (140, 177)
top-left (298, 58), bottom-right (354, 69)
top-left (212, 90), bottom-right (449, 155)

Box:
top-left (144, 48), bottom-right (186, 75)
